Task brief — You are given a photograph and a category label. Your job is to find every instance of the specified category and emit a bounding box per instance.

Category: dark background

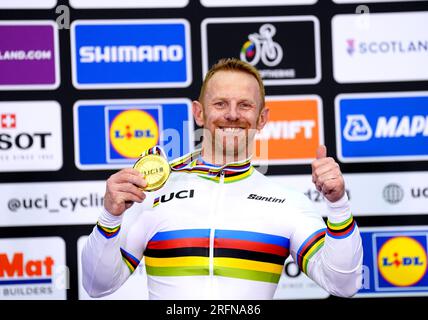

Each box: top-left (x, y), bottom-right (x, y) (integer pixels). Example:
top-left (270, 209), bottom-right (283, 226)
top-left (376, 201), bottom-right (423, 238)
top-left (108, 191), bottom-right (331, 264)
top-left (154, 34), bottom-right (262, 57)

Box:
top-left (0, 0), bottom-right (428, 305)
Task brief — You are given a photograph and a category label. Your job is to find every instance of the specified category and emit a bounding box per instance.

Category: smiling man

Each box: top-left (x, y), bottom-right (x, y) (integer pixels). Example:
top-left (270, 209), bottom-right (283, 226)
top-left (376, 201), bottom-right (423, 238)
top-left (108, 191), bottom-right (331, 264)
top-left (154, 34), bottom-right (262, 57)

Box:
top-left (82, 58), bottom-right (363, 300)
top-left (192, 59), bottom-right (268, 164)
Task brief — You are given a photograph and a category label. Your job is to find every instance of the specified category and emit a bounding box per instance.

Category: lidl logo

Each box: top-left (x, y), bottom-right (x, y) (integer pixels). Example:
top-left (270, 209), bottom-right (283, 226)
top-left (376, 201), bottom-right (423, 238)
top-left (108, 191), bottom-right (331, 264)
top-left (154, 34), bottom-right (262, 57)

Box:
top-left (108, 108), bottom-right (160, 160)
top-left (378, 236), bottom-right (427, 287)
top-left (71, 19), bottom-right (192, 89)
top-left (356, 228), bottom-right (428, 297)
top-left (74, 99), bottom-right (193, 170)
top-left (335, 92), bottom-right (428, 163)
top-left (254, 95), bottom-right (323, 164)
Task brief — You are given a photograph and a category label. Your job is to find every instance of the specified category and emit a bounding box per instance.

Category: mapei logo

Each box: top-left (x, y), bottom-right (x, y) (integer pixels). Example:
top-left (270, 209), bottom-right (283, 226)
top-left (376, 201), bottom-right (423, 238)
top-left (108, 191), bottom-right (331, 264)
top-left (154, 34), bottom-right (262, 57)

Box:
top-left (376, 235), bottom-right (427, 289)
top-left (335, 92), bottom-right (428, 162)
top-left (153, 189), bottom-right (194, 207)
top-left (0, 252), bottom-right (54, 285)
top-left (343, 114), bottom-right (372, 141)
top-left (71, 19), bottom-right (191, 89)
top-left (108, 108), bottom-right (160, 160)
top-left (74, 99), bottom-right (193, 170)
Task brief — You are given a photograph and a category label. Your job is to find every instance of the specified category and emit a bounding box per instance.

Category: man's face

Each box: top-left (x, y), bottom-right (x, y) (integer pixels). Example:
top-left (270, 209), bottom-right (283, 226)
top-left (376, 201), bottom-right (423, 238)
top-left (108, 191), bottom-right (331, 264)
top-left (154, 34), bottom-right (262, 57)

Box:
top-left (193, 70), bottom-right (269, 159)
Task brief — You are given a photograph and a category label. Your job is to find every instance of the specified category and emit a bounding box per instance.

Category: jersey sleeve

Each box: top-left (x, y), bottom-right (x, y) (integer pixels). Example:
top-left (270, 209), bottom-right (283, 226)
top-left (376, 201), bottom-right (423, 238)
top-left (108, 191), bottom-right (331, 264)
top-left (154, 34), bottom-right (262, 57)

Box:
top-left (289, 192), bottom-right (363, 297)
top-left (81, 206), bottom-right (148, 298)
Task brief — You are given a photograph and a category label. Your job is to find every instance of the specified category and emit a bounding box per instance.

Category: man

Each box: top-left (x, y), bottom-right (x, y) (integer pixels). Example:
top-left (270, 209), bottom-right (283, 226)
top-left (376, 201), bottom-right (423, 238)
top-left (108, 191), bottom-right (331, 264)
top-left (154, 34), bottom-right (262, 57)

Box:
top-left (82, 58), bottom-right (363, 299)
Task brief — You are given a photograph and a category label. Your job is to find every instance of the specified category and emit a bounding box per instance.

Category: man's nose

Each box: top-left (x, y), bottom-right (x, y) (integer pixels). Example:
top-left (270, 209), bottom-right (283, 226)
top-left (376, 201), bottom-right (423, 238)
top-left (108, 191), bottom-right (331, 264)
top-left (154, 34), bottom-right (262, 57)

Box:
top-left (224, 104), bottom-right (240, 121)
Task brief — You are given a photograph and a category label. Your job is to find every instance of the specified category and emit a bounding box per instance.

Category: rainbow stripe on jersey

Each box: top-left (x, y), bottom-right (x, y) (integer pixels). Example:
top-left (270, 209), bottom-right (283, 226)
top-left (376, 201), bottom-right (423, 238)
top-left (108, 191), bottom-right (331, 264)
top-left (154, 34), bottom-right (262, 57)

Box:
top-left (143, 228), bottom-right (290, 283)
top-left (296, 228), bottom-right (326, 275)
top-left (327, 215), bottom-right (356, 239)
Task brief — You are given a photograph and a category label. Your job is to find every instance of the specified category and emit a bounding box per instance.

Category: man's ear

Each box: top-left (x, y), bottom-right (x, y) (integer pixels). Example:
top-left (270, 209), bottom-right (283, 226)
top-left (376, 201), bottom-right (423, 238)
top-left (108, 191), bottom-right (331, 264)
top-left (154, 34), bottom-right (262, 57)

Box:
top-left (192, 100), bottom-right (205, 127)
top-left (256, 107), bottom-right (269, 131)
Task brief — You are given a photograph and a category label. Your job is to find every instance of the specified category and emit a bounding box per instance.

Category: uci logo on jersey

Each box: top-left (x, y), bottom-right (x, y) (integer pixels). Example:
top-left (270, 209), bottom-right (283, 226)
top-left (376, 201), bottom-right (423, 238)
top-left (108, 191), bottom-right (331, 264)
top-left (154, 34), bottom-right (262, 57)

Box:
top-left (375, 235), bottom-right (427, 289)
top-left (335, 92), bottom-right (428, 163)
top-left (71, 19), bottom-right (192, 89)
top-left (153, 189), bottom-right (194, 208)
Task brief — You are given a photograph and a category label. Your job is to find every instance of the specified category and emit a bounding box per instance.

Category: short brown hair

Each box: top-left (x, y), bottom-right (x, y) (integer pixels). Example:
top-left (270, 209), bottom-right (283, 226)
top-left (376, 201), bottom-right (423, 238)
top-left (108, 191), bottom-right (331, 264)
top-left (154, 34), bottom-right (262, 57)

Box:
top-left (198, 58), bottom-right (265, 109)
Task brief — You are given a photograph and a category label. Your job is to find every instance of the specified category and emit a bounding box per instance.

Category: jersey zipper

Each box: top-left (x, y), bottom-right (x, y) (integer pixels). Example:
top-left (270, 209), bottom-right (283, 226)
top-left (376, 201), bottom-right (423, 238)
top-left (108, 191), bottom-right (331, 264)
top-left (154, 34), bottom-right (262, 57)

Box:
top-left (208, 170), bottom-right (225, 297)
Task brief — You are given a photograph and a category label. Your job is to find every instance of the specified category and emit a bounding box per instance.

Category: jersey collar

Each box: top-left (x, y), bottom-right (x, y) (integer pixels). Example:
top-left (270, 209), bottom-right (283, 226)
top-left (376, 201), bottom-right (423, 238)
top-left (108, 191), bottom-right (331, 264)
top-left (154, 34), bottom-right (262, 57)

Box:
top-left (169, 149), bottom-right (254, 183)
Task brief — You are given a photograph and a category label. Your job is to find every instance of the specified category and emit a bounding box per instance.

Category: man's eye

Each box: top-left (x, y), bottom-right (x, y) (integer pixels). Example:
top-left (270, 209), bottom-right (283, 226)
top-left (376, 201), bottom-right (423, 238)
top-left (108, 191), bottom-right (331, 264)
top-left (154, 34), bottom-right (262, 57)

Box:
top-left (240, 103), bottom-right (252, 109)
top-left (215, 102), bottom-right (225, 107)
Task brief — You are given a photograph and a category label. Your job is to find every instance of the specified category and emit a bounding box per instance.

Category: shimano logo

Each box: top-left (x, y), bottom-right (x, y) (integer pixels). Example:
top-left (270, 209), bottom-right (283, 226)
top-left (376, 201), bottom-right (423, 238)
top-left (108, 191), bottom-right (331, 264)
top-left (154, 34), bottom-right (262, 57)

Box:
top-left (344, 114), bottom-right (428, 141)
top-left (79, 45), bottom-right (184, 63)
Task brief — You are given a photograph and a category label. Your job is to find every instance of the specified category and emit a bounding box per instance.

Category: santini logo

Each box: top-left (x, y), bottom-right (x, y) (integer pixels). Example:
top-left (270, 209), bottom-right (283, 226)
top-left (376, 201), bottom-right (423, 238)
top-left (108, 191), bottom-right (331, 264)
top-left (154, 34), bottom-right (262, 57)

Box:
top-left (153, 189), bottom-right (194, 207)
top-left (79, 45), bottom-right (183, 63)
top-left (247, 193), bottom-right (285, 204)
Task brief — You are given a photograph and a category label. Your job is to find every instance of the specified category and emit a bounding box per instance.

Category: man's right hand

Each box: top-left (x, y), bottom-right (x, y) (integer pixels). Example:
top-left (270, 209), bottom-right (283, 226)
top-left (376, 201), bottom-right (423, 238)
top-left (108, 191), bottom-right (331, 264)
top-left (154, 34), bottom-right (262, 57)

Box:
top-left (104, 168), bottom-right (148, 216)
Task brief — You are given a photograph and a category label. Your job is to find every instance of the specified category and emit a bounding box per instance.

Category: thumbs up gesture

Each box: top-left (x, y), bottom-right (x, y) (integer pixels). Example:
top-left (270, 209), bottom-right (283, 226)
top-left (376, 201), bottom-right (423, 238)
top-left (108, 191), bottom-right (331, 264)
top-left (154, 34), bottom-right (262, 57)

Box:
top-left (311, 145), bottom-right (345, 203)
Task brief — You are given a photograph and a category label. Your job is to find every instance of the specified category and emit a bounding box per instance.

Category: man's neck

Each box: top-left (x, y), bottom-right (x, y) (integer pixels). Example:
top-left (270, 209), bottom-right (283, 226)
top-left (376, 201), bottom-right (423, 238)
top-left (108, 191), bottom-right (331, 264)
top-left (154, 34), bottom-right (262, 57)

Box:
top-left (200, 142), bottom-right (252, 166)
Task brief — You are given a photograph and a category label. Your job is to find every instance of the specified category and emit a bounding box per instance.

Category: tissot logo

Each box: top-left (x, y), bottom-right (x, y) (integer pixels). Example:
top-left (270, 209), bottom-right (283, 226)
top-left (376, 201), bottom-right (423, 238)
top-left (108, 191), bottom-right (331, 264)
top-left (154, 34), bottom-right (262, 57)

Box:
top-left (1, 114), bottom-right (16, 129)
top-left (0, 101), bottom-right (62, 172)
top-left (247, 193), bottom-right (285, 204)
top-left (153, 189), bottom-right (195, 207)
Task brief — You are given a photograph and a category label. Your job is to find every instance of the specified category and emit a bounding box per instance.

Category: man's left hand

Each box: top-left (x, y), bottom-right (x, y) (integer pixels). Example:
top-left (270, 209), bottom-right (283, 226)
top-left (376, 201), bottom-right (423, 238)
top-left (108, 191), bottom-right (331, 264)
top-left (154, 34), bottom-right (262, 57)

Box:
top-left (311, 145), bottom-right (345, 203)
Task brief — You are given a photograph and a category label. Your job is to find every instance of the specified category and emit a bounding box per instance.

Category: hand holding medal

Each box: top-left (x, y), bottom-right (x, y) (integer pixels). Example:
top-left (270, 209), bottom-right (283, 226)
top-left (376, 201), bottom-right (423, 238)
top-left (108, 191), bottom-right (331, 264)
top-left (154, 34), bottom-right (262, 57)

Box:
top-left (133, 146), bottom-right (171, 192)
top-left (103, 146), bottom-right (170, 216)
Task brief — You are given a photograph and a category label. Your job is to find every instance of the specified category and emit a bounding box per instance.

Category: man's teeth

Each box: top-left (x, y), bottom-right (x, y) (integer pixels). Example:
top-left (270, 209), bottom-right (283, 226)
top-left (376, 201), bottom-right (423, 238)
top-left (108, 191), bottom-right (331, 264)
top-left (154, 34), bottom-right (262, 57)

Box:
top-left (221, 128), bottom-right (243, 133)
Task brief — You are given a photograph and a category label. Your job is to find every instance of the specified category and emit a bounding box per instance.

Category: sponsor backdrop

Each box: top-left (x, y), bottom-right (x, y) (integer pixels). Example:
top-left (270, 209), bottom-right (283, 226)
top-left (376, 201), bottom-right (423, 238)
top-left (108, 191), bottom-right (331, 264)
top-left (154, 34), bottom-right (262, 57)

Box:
top-left (0, 0), bottom-right (428, 304)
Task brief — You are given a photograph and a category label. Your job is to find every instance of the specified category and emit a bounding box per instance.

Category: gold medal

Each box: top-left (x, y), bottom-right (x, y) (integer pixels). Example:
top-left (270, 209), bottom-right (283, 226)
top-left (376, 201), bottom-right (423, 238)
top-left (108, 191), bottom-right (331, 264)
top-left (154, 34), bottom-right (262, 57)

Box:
top-left (133, 153), bottom-right (170, 192)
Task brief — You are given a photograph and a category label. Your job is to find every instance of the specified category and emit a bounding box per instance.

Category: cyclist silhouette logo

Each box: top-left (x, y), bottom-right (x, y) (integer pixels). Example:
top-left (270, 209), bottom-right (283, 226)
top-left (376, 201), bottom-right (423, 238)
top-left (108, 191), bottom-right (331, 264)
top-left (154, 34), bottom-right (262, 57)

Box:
top-left (240, 24), bottom-right (283, 67)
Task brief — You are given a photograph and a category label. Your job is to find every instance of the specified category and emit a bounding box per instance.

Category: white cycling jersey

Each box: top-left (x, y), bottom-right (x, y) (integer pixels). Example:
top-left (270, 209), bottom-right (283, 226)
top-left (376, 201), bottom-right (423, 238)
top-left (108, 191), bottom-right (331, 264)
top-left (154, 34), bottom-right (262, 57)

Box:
top-left (82, 149), bottom-right (363, 299)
